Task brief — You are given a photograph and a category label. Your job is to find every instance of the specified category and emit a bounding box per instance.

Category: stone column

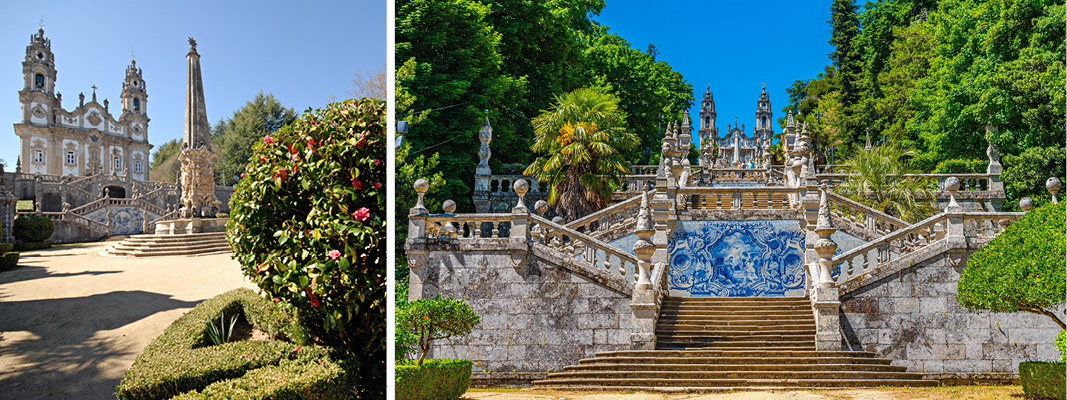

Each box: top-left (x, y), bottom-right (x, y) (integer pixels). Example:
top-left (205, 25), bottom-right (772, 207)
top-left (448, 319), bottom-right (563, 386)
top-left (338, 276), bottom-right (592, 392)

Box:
top-left (944, 177), bottom-right (966, 249)
top-left (630, 191), bottom-right (657, 350)
top-left (812, 187), bottom-right (842, 351)
top-left (510, 179), bottom-right (529, 240)
top-left (473, 118), bottom-right (493, 213)
top-left (406, 179), bottom-right (430, 302)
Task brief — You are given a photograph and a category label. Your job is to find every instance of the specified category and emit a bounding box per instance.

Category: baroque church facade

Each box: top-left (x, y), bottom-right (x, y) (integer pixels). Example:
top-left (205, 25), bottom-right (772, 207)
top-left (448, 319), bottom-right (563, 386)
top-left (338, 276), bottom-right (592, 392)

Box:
top-left (696, 85), bottom-right (779, 168)
top-left (13, 28), bottom-right (152, 180)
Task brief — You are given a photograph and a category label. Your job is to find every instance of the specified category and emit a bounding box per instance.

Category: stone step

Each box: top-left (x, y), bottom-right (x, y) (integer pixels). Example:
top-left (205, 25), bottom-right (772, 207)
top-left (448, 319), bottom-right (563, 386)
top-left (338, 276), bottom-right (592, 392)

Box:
top-left (655, 333), bottom-right (815, 342)
top-left (655, 325), bottom-right (815, 333)
top-left (655, 341), bottom-right (815, 350)
top-left (578, 356), bottom-right (892, 366)
top-left (566, 363), bottom-right (907, 373)
top-left (594, 349), bottom-right (879, 359)
top-left (106, 247), bottom-right (231, 257)
top-left (661, 303), bottom-right (811, 310)
top-left (663, 297), bottom-right (810, 305)
top-left (656, 319), bottom-right (815, 328)
top-left (110, 241), bottom-right (230, 252)
top-left (541, 370), bottom-right (926, 381)
top-left (123, 234), bottom-right (226, 243)
top-left (532, 378), bottom-right (939, 390)
top-left (658, 314), bottom-right (814, 322)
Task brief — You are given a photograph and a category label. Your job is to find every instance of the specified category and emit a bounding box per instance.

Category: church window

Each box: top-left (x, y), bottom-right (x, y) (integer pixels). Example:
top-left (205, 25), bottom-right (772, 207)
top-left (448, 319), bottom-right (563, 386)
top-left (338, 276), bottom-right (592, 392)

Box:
top-left (66, 151), bottom-right (75, 165)
top-left (762, 116), bottom-right (768, 127)
top-left (34, 74), bottom-right (44, 90)
top-left (33, 149), bottom-right (44, 163)
top-left (114, 155), bottom-right (121, 170)
top-left (133, 98), bottom-right (140, 111)
top-left (135, 161), bottom-right (142, 173)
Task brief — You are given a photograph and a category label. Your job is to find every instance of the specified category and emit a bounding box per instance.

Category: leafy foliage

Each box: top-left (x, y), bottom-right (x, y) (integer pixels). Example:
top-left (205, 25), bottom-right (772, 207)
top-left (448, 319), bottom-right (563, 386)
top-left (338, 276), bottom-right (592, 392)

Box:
top-left (957, 202), bottom-right (1066, 329)
top-left (205, 311), bottom-right (239, 346)
top-left (1002, 146), bottom-right (1067, 208)
top-left (394, 359), bottom-right (472, 400)
top-left (13, 215), bottom-right (54, 243)
top-left (226, 99), bottom-right (385, 394)
top-left (1018, 361), bottom-right (1066, 399)
top-left (525, 88), bottom-right (636, 221)
top-left (149, 138), bottom-right (181, 182)
top-left (396, 296), bottom-right (480, 364)
top-left (932, 159), bottom-right (987, 174)
top-left (838, 144), bottom-right (935, 222)
top-left (1058, 330), bottom-right (1066, 364)
top-left (212, 92), bottom-right (297, 186)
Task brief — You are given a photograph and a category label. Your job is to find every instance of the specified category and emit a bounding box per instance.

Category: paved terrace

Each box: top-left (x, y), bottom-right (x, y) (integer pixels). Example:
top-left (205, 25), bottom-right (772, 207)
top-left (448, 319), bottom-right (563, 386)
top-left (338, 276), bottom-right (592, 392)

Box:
top-left (0, 239), bottom-right (253, 399)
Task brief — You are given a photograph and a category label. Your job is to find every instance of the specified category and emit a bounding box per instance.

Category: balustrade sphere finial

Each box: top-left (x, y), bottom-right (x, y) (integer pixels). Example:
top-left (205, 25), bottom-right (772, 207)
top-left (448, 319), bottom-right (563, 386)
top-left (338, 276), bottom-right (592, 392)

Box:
top-left (534, 200), bottom-right (548, 216)
top-left (1019, 197), bottom-right (1033, 212)
top-left (412, 178), bottom-right (429, 214)
top-left (413, 178), bottom-right (429, 194)
top-left (442, 199), bottom-right (456, 214)
top-left (1047, 177), bottom-right (1061, 204)
top-left (513, 179), bottom-right (529, 196)
top-left (945, 176), bottom-right (960, 192)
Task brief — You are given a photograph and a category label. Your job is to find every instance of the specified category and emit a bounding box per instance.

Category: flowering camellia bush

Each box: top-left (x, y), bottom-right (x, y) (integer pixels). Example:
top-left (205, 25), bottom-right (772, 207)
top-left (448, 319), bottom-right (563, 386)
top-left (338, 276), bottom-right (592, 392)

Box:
top-left (227, 99), bottom-right (385, 391)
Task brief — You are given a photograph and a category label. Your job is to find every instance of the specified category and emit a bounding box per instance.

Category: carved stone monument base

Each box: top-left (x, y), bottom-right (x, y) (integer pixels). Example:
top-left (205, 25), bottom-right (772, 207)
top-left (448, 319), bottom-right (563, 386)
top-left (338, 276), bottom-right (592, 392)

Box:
top-left (177, 147), bottom-right (221, 218)
top-left (155, 217), bottom-right (227, 235)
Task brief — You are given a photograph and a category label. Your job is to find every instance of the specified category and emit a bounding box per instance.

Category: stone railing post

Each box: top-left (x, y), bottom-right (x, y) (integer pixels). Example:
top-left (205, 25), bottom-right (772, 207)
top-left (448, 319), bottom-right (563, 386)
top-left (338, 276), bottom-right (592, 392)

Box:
top-left (531, 200), bottom-right (548, 243)
top-left (812, 187), bottom-right (842, 351)
top-left (944, 177), bottom-right (966, 248)
top-left (406, 179), bottom-right (432, 302)
top-left (510, 179), bottom-right (529, 240)
top-left (630, 191), bottom-right (657, 350)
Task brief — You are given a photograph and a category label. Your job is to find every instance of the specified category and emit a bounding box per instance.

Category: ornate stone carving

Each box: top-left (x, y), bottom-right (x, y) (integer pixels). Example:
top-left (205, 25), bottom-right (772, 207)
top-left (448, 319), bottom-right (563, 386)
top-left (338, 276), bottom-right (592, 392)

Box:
top-left (476, 118), bottom-right (492, 176)
top-left (86, 111), bottom-right (102, 126)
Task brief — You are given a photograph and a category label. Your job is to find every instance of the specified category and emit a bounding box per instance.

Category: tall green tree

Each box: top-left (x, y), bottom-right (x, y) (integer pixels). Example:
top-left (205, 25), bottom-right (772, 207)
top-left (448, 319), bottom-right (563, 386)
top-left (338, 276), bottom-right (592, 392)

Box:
top-left (149, 139), bottom-right (181, 182)
top-left (212, 92), bottom-right (296, 186)
top-left (524, 88), bottom-right (636, 221)
top-left (396, 0), bottom-right (525, 212)
top-left (838, 143), bottom-right (935, 222)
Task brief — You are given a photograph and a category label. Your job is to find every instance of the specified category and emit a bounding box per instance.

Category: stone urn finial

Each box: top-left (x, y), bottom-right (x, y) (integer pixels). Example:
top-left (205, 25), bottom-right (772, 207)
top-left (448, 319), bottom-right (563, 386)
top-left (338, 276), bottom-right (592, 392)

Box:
top-left (1047, 177), bottom-right (1061, 204)
top-left (442, 199), bottom-right (456, 214)
top-left (512, 179), bottom-right (529, 213)
top-left (1019, 197), bottom-right (1033, 212)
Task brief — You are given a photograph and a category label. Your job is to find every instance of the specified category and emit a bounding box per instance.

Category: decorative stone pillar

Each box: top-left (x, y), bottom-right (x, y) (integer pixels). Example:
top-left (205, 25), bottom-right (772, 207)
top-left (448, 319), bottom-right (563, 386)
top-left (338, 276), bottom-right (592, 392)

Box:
top-left (177, 38), bottom-right (221, 219)
top-left (473, 118), bottom-right (493, 213)
top-left (440, 200), bottom-right (458, 238)
top-left (812, 187), bottom-right (842, 351)
top-left (630, 191), bottom-right (657, 350)
top-left (406, 179), bottom-right (431, 302)
top-left (1047, 177), bottom-right (1061, 204)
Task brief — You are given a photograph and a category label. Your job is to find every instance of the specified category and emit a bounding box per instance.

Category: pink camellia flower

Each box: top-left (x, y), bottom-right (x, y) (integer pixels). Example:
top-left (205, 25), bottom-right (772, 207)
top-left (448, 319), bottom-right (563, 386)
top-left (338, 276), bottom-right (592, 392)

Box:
top-left (372, 182), bottom-right (381, 189)
top-left (308, 138), bottom-right (316, 148)
top-left (273, 298), bottom-right (281, 303)
top-left (373, 159), bottom-right (381, 166)
top-left (263, 135), bottom-right (275, 145)
top-left (328, 249), bottom-right (341, 260)
top-left (351, 179), bottom-right (363, 190)
top-left (352, 207), bottom-right (370, 222)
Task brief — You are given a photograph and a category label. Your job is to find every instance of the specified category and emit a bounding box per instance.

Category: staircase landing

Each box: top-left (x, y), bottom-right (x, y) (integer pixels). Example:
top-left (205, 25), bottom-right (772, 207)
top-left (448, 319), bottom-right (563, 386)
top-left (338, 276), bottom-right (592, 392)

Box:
top-left (103, 232), bottom-right (231, 257)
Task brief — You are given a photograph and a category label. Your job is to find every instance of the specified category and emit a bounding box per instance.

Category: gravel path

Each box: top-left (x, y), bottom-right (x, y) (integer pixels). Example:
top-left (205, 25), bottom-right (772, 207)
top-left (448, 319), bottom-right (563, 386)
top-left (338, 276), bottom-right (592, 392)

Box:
top-left (0, 239), bottom-right (254, 400)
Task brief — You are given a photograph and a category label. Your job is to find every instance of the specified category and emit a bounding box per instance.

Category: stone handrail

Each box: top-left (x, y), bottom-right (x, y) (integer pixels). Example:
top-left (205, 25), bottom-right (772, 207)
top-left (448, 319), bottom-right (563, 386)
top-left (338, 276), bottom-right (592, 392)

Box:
top-left (424, 213), bottom-right (515, 239)
top-left (68, 197), bottom-right (167, 217)
top-left (531, 214), bottom-right (639, 284)
top-left (564, 194), bottom-right (643, 242)
top-left (816, 173), bottom-right (998, 194)
top-left (831, 213), bottom-right (947, 285)
top-left (676, 186), bottom-right (799, 210)
top-left (959, 211), bottom-right (1024, 241)
top-left (68, 197), bottom-right (107, 215)
top-left (619, 175), bottom-right (656, 194)
top-left (145, 208), bottom-right (182, 233)
top-left (480, 175), bottom-right (544, 195)
top-left (825, 191), bottom-right (908, 240)
top-left (699, 168), bottom-right (768, 183)
top-left (19, 211), bottom-right (109, 235)
top-left (629, 165), bottom-right (659, 175)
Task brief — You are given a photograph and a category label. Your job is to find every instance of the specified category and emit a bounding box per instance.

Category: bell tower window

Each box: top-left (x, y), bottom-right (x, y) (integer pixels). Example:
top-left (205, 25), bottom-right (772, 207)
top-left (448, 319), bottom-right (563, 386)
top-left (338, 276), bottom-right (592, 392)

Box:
top-left (33, 149), bottom-right (44, 163)
top-left (133, 98), bottom-right (140, 111)
top-left (135, 161), bottom-right (142, 173)
top-left (114, 156), bottom-right (121, 170)
top-left (34, 74), bottom-right (44, 90)
top-left (66, 151), bottom-right (76, 165)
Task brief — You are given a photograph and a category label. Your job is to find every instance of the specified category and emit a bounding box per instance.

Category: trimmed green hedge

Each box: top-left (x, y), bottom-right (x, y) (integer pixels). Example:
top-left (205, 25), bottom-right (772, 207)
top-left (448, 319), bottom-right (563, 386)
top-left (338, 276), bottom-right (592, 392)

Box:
top-left (171, 357), bottom-right (346, 400)
top-left (13, 215), bottom-right (53, 242)
top-left (0, 252), bottom-right (18, 271)
top-left (115, 288), bottom-right (337, 400)
top-left (1020, 361), bottom-right (1066, 399)
top-left (0, 243), bottom-right (13, 253)
top-left (13, 241), bottom-right (51, 251)
top-left (395, 359), bottom-right (472, 400)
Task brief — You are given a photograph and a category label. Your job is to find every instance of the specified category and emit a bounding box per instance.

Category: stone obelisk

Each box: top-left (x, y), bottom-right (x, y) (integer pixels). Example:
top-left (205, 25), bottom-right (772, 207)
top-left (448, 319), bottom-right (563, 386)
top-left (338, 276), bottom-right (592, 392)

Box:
top-left (176, 37), bottom-right (220, 219)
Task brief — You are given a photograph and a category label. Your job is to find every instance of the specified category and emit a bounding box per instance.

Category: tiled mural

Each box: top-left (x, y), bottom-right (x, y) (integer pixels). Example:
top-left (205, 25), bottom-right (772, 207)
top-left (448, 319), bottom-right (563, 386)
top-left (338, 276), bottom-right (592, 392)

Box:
top-left (85, 207), bottom-right (160, 235)
top-left (667, 221), bottom-right (806, 297)
top-left (609, 220), bottom-right (870, 297)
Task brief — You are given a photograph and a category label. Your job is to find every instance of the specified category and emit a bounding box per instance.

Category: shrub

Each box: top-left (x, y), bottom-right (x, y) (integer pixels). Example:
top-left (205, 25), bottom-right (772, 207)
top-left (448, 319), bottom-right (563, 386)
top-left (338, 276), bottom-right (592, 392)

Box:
top-left (933, 158), bottom-right (987, 175)
top-left (13, 241), bottom-right (52, 251)
top-left (115, 288), bottom-right (330, 400)
top-left (397, 296), bottom-right (480, 364)
top-left (1003, 145), bottom-right (1066, 206)
top-left (1019, 361), bottom-right (1066, 400)
top-left (171, 358), bottom-right (347, 400)
top-left (0, 243), bottom-right (12, 253)
top-left (1058, 330), bottom-right (1066, 364)
top-left (227, 99), bottom-right (386, 394)
top-left (0, 252), bottom-right (18, 271)
top-left (13, 215), bottom-right (53, 242)
top-left (395, 359), bottom-right (472, 400)
top-left (957, 202), bottom-right (1066, 330)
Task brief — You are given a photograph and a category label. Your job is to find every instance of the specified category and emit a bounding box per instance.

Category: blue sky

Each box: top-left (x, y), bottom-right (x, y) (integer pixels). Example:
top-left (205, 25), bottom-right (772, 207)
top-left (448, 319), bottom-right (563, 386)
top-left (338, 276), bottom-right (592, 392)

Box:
top-left (595, 0), bottom-right (835, 141)
top-left (0, 0), bottom-right (385, 170)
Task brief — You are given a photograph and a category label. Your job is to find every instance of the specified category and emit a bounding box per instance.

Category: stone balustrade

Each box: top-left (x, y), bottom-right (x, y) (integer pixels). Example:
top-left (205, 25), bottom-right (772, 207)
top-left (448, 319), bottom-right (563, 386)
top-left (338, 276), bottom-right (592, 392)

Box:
top-left (676, 186), bottom-right (798, 210)
top-left (424, 213), bottom-right (514, 239)
top-left (532, 214), bottom-right (639, 284)
top-left (825, 191), bottom-right (908, 240)
top-left (565, 194), bottom-right (643, 242)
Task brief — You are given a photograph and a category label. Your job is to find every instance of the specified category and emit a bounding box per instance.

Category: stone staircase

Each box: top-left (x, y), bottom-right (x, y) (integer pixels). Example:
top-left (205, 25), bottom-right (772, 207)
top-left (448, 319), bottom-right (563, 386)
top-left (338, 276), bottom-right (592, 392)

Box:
top-left (532, 296), bottom-right (937, 391)
top-left (104, 232), bottom-right (231, 257)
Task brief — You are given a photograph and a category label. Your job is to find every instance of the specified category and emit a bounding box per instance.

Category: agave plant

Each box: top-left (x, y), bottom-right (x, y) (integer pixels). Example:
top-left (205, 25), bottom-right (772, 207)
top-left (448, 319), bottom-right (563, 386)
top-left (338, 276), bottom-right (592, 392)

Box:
top-left (838, 143), bottom-right (935, 223)
top-left (206, 311), bottom-right (239, 345)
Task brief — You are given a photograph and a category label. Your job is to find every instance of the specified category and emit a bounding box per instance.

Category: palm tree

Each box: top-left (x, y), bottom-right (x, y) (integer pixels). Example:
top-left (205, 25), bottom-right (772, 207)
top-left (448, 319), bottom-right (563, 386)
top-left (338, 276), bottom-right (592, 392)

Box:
top-left (524, 88), bottom-right (637, 222)
top-left (838, 143), bottom-right (935, 223)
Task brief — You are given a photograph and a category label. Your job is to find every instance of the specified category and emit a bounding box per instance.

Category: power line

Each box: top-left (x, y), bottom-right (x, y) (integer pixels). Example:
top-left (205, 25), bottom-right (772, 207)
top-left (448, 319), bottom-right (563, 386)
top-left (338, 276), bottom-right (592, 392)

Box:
top-left (396, 101), bottom-right (470, 118)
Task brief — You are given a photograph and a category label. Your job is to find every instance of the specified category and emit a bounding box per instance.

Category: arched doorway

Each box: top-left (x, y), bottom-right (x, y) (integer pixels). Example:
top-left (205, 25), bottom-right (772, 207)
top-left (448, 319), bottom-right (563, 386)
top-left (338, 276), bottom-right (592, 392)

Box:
top-left (103, 185), bottom-right (126, 198)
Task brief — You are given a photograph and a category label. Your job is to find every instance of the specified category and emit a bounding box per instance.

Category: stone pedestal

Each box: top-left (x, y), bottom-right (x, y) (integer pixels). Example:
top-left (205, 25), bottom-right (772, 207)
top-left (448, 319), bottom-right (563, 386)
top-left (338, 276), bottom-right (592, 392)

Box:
top-left (154, 217), bottom-right (227, 235)
top-left (177, 147), bottom-right (221, 218)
